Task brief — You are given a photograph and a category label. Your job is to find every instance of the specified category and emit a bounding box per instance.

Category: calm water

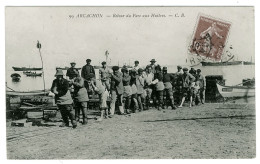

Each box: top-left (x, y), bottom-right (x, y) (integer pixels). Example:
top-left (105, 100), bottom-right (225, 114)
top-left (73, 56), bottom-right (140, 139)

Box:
top-left (6, 64), bottom-right (255, 92)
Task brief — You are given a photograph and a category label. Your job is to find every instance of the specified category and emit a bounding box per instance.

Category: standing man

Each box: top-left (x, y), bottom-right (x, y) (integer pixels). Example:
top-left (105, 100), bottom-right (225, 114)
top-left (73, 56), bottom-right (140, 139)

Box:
top-left (72, 72), bottom-right (89, 125)
top-left (122, 66), bottom-right (132, 114)
top-left (110, 66), bottom-right (125, 116)
top-left (51, 69), bottom-right (77, 128)
top-left (136, 68), bottom-right (145, 111)
top-left (89, 73), bottom-right (109, 121)
top-left (143, 65), bottom-right (154, 109)
top-left (196, 69), bottom-right (206, 104)
top-left (148, 59), bottom-right (157, 74)
top-left (99, 61), bottom-right (112, 91)
top-left (178, 68), bottom-right (196, 108)
top-left (189, 67), bottom-right (197, 77)
top-left (66, 62), bottom-right (79, 80)
top-left (81, 59), bottom-right (95, 86)
top-left (132, 60), bottom-right (140, 73)
top-left (162, 67), bottom-right (177, 109)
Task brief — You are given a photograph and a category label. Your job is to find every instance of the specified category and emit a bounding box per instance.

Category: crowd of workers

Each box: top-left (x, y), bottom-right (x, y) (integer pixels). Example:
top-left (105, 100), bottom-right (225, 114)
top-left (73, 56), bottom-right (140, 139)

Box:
top-left (51, 59), bottom-right (206, 128)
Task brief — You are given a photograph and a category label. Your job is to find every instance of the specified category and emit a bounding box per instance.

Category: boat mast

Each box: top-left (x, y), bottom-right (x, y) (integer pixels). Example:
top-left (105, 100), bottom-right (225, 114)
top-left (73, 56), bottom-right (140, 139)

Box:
top-left (37, 40), bottom-right (46, 92)
top-left (105, 50), bottom-right (109, 65)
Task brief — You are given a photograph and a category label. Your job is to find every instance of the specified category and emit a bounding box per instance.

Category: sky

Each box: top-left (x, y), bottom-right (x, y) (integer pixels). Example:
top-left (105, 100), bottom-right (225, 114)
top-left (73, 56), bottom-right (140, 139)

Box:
top-left (5, 7), bottom-right (254, 69)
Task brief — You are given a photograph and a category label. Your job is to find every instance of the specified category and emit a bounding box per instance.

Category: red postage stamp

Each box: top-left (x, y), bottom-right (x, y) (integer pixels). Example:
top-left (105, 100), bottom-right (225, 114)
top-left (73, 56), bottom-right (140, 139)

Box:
top-left (189, 15), bottom-right (231, 61)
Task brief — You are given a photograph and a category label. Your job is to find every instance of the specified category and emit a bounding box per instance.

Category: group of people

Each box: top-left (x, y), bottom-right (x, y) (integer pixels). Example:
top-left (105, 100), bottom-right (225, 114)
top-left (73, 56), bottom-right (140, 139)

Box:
top-left (51, 58), bottom-right (206, 128)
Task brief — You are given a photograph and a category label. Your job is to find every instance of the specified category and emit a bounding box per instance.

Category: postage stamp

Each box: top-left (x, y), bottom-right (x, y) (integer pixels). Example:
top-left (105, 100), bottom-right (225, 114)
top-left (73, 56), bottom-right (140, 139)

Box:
top-left (189, 15), bottom-right (232, 61)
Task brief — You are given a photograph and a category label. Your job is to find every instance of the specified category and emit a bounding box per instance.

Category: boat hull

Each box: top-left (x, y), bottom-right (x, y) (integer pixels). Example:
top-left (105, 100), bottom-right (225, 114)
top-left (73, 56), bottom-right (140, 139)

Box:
top-left (24, 72), bottom-right (42, 76)
top-left (12, 67), bottom-right (42, 71)
top-left (6, 90), bottom-right (50, 96)
top-left (216, 83), bottom-right (255, 98)
top-left (201, 61), bottom-right (243, 66)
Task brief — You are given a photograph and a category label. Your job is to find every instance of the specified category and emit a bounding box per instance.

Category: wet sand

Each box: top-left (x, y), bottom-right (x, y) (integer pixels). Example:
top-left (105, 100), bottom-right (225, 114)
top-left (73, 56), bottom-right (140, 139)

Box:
top-left (6, 102), bottom-right (255, 159)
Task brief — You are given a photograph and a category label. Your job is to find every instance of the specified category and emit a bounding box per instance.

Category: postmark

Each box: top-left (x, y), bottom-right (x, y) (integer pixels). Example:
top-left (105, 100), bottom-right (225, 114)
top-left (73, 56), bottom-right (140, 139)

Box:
top-left (189, 14), bottom-right (232, 62)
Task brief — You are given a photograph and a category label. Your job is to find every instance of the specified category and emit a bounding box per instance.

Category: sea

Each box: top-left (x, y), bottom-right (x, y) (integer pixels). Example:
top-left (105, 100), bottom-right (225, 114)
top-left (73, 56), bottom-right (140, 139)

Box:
top-left (6, 64), bottom-right (255, 92)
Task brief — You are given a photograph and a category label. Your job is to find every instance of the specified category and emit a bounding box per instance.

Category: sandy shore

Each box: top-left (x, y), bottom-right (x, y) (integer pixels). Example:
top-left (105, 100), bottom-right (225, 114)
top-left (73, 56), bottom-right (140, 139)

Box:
top-left (6, 102), bottom-right (255, 159)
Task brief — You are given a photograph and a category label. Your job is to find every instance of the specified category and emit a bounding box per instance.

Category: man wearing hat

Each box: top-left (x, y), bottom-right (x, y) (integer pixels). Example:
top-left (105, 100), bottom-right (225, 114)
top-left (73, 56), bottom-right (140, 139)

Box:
top-left (81, 59), bottom-right (95, 86)
top-left (51, 69), bottom-right (77, 128)
top-left (110, 66), bottom-right (125, 115)
top-left (66, 62), bottom-right (79, 80)
top-left (178, 67), bottom-right (196, 108)
top-left (162, 67), bottom-right (177, 109)
top-left (132, 60), bottom-right (140, 73)
top-left (99, 61), bottom-right (112, 91)
top-left (71, 73), bottom-right (89, 125)
top-left (196, 69), bottom-right (206, 104)
top-left (148, 59), bottom-right (157, 74)
top-left (176, 65), bottom-right (183, 75)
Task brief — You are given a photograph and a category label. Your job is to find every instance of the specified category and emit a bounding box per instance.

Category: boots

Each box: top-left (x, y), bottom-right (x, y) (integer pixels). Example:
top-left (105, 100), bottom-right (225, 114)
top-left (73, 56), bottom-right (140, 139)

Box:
top-left (72, 120), bottom-right (77, 129)
top-left (171, 99), bottom-right (177, 110)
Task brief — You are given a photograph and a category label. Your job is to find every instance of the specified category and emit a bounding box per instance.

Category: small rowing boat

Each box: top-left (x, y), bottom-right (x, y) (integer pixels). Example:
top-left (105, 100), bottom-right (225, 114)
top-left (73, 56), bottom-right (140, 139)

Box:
top-left (11, 73), bottom-right (21, 82)
top-left (6, 89), bottom-right (50, 96)
top-left (24, 72), bottom-right (42, 77)
top-left (216, 82), bottom-right (255, 98)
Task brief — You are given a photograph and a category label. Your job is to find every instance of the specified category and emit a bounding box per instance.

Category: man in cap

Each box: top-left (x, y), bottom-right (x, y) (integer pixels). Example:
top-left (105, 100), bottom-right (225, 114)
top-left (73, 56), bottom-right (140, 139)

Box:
top-left (148, 59), bottom-right (157, 74)
top-left (143, 65), bottom-right (154, 109)
top-left (81, 59), bottom-right (95, 87)
top-left (99, 61), bottom-right (112, 91)
top-left (110, 66), bottom-right (125, 116)
top-left (162, 67), bottom-right (177, 109)
top-left (66, 62), bottom-right (79, 80)
top-left (132, 60), bottom-right (140, 73)
top-left (196, 69), bottom-right (206, 104)
top-left (71, 72), bottom-right (89, 125)
top-left (51, 69), bottom-right (77, 128)
top-left (189, 67), bottom-right (197, 77)
top-left (178, 67), bottom-right (196, 108)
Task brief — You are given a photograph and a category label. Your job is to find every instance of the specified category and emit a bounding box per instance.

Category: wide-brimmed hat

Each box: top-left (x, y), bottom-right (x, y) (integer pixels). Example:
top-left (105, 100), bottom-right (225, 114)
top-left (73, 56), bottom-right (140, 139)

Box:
top-left (150, 59), bottom-right (156, 62)
top-left (101, 61), bottom-right (106, 65)
top-left (86, 59), bottom-right (91, 62)
top-left (70, 61), bottom-right (76, 65)
top-left (55, 69), bottom-right (64, 76)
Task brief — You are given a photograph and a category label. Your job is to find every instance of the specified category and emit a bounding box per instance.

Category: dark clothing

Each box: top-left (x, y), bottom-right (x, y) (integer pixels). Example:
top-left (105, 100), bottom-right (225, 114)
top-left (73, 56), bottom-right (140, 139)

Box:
top-left (81, 64), bottom-right (95, 80)
top-left (111, 72), bottom-right (124, 95)
top-left (181, 73), bottom-right (196, 88)
top-left (163, 73), bottom-right (175, 83)
top-left (51, 78), bottom-right (73, 104)
top-left (58, 104), bottom-right (76, 126)
top-left (66, 67), bottom-right (79, 79)
top-left (74, 101), bottom-right (88, 123)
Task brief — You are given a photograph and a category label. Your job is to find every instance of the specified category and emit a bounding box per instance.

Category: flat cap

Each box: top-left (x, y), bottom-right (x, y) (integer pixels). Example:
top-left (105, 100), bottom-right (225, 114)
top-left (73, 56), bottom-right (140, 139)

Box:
top-left (112, 66), bottom-right (120, 71)
top-left (183, 67), bottom-right (188, 71)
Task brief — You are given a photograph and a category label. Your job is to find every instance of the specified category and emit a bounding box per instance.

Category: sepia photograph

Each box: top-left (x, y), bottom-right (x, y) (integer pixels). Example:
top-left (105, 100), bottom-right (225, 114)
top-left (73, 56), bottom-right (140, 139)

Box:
top-left (5, 6), bottom-right (255, 159)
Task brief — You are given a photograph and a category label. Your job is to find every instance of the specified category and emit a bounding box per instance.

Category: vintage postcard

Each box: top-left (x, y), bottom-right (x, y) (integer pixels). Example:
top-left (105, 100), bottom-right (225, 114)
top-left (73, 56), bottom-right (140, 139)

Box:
top-left (5, 7), bottom-right (255, 159)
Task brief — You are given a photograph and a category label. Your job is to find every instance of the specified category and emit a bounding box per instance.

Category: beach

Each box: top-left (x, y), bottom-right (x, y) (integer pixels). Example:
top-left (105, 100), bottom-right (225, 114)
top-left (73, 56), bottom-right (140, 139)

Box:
top-left (7, 99), bottom-right (255, 159)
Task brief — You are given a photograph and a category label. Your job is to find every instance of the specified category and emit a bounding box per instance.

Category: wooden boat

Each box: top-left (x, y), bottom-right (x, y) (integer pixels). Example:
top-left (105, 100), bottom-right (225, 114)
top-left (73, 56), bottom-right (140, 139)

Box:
top-left (12, 67), bottom-right (42, 71)
top-left (201, 61), bottom-right (243, 66)
top-left (243, 61), bottom-right (255, 65)
top-left (11, 73), bottom-right (21, 81)
top-left (56, 67), bottom-right (81, 70)
top-left (6, 89), bottom-right (50, 96)
top-left (24, 72), bottom-right (42, 76)
top-left (216, 82), bottom-right (255, 98)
